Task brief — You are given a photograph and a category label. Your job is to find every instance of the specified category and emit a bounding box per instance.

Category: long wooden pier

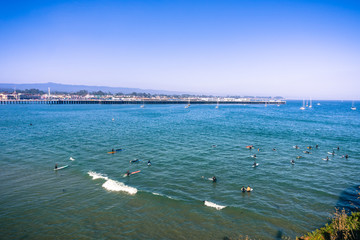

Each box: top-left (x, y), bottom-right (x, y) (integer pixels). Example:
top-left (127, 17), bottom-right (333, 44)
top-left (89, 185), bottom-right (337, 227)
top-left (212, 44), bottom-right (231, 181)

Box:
top-left (0, 100), bottom-right (286, 105)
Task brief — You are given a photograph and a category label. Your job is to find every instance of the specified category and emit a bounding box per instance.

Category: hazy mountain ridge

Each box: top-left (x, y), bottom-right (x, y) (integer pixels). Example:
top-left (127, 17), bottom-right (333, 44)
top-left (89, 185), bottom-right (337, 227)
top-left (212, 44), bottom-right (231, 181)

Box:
top-left (0, 82), bottom-right (185, 95)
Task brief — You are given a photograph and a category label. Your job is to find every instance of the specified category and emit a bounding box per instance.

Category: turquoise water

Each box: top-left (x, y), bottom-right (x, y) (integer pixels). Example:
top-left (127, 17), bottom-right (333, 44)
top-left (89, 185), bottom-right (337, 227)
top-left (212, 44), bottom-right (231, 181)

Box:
top-left (0, 101), bottom-right (359, 239)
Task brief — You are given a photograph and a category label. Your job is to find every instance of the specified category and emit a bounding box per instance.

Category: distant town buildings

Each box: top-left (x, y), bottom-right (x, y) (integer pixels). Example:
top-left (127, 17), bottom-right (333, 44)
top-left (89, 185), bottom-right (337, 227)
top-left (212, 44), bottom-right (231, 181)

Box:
top-left (0, 89), bottom-right (285, 103)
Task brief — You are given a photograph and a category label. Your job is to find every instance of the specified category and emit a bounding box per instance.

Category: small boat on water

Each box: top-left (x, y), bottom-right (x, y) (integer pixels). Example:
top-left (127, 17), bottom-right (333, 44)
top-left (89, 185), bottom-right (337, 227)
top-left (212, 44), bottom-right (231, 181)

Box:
top-left (300, 99), bottom-right (305, 110)
top-left (351, 100), bottom-right (356, 110)
top-left (185, 99), bottom-right (190, 108)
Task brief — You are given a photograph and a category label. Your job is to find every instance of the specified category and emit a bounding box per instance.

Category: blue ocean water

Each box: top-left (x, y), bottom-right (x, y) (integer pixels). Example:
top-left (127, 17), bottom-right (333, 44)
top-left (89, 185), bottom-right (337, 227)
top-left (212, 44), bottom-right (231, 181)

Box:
top-left (0, 101), bottom-right (359, 239)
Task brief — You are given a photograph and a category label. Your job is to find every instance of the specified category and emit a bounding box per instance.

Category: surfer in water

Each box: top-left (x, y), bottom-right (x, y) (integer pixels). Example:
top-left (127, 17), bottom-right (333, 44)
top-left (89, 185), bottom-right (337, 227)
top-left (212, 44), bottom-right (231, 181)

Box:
top-left (326, 156), bottom-right (329, 161)
top-left (253, 160), bottom-right (257, 167)
top-left (315, 144), bottom-right (319, 149)
top-left (295, 145), bottom-right (299, 149)
top-left (212, 176), bottom-right (217, 183)
top-left (291, 160), bottom-right (295, 164)
top-left (241, 186), bottom-right (246, 192)
top-left (126, 170), bottom-right (130, 177)
top-left (148, 160), bottom-right (151, 165)
top-left (272, 148), bottom-right (276, 151)
top-left (247, 186), bottom-right (251, 192)
top-left (55, 164), bottom-right (58, 169)
top-left (332, 150), bottom-right (335, 156)
top-left (345, 154), bottom-right (349, 159)
top-left (337, 146), bottom-right (340, 150)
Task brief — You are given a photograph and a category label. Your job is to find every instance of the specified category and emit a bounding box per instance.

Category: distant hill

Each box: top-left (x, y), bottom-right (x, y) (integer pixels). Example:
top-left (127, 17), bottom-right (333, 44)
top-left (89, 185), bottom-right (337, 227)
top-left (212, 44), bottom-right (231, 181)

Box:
top-left (0, 82), bottom-right (185, 95)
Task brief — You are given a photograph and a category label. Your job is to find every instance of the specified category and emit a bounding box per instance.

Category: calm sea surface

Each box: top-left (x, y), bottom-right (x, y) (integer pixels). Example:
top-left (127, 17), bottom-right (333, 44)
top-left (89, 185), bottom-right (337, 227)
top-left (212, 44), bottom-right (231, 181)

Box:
top-left (0, 101), bottom-right (359, 239)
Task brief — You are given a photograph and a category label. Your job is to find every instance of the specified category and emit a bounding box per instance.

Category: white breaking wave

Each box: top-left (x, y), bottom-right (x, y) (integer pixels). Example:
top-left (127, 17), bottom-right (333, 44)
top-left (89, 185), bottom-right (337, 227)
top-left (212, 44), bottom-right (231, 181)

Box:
top-left (102, 179), bottom-right (137, 195)
top-left (204, 201), bottom-right (226, 210)
top-left (88, 171), bottom-right (109, 180)
top-left (88, 171), bottom-right (137, 195)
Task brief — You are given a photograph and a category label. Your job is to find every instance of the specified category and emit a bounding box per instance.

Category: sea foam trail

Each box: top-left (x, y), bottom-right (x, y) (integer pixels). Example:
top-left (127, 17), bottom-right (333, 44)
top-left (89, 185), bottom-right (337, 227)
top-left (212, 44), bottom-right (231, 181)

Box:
top-left (102, 179), bottom-right (137, 195)
top-left (152, 192), bottom-right (173, 199)
top-left (88, 171), bottom-right (109, 180)
top-left (204, 201), bottom-right (226, 210)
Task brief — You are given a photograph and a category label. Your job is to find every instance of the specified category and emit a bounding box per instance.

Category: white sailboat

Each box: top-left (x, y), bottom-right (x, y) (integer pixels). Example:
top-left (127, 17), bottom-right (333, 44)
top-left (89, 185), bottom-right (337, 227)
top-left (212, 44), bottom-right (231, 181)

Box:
top-left (215, 98), bottom-right (219, 109)
top-left (300, 99), bottom-right (305, 110)
top-left (140, 100), bottom-right (145, 108)
top-left (185, 99), bottom-right (190, 108)
top-left (309, 98), bottom-right (312, 108)
top-left (351, 100), bottom-right (356, 110)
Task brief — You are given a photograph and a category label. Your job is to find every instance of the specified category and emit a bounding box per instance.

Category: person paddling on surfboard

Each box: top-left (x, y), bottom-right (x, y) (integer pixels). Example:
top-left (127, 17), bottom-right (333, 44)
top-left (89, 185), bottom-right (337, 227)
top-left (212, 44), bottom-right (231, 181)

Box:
top-left (126, 170), bottom-right (130, 177)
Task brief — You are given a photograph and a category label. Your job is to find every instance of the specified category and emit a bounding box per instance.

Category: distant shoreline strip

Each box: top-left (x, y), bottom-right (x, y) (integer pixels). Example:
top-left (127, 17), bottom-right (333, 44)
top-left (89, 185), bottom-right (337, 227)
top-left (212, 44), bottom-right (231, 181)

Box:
top-left (0, 100), bottom-right (286, 105)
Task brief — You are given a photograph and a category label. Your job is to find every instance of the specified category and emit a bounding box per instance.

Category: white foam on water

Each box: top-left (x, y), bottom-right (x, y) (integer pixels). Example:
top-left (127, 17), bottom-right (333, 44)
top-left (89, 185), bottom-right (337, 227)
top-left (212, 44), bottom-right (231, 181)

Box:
top-left (88, 171), bottom-right (109, 180)
top-left (102, 179), bottom-right (137, 195)
top-left (152, 192), bottom-right (173, 199)
top-left (204, 201), bottom-right (226, 210)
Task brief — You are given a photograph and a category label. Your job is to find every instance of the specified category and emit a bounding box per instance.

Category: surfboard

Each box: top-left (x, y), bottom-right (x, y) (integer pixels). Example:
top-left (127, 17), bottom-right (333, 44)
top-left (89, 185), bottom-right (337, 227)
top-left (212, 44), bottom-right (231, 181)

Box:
top-left (327, 152), bottom-right (335, 155)
top-left (252, 163), bottom-right (259, 167)
top-left (293, 146), bottom-right (299, 149)
top-left (123, 170), bottom-right (141, 177)
top-left (243, 188), bottom-right (253, 192)
top-left (296, 156), bottom-right (303, 159)
top-left (54, 165), bottom-right (69, 171)
top-left (108, 151), bottom-right (116, 154)
top-left (147, 163), bottom-right (151, 166)
top-left (130, 159), bottom-right (139, 163)
top-left (115, 149), bottom-right (122, 152)
top-left (322, 158), bottom-right (329, 161)
top-left (246, 145), bottom-right (253, 149)
top-left (251, 155), bottom-right (257, 158)
top-left (69, 157), bottom-right (75, 161)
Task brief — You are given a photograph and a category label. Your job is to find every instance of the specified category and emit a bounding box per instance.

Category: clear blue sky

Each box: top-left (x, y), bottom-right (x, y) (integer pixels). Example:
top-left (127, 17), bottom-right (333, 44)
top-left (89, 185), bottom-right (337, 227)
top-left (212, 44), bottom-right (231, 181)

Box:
top-left (0, 0), bottom-right (359, 99)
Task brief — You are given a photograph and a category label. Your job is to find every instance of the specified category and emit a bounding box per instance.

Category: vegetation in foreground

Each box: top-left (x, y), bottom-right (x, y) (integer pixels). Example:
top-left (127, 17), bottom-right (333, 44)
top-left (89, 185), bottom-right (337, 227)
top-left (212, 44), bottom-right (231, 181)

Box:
top-left (297, 209), bottom-right (360, 240)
